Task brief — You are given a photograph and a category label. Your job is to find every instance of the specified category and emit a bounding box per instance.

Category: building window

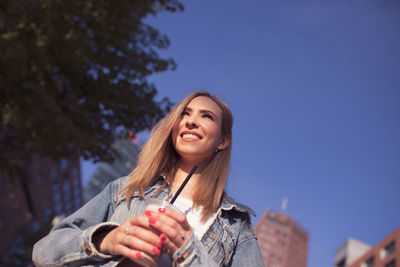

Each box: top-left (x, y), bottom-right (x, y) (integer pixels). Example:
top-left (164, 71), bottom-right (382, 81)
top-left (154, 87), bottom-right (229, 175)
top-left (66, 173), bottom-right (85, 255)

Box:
top-left (54, 202), bottom-right (62, 215)
top-left (362, 256), bottom-right (374, 267)
top-left (74, 195), bottom-right (82, 210)
top-left (45, 208), bottom-right (52, 217)
top-left (336, 258), bottom-right (346, 267)
top-left (60, 158), bottom-right (68, 170)
top-left (53, 191), bottom-right (61, 204)
top-left (74, 188), bottom-right (82, 208)
top-left (270, 252), bottom-right (275, 259)
top-left (35, 173), bottom-right (44, 183)
top-left (65, 202), bottom-right (72, 215)
top-left (384, 259), bottom-right (396, 267)
top-left (73, 177), bottom-right (80, 189)
top-left (381, 241), bottom-right (395, 259)
top-left (51, 169), bottom-right (58, 180)
top-left (52, 182), bottom-right (59, 192)
top-left (72, 167), bottom-right (79, 179)
top-left (63, 182), bottom-right (71, 201)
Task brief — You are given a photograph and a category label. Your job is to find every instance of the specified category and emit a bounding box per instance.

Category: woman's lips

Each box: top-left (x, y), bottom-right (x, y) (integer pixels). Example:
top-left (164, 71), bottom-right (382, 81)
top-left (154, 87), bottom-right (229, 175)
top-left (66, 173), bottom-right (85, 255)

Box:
top-left (180, 131), bottom-right (202, 140)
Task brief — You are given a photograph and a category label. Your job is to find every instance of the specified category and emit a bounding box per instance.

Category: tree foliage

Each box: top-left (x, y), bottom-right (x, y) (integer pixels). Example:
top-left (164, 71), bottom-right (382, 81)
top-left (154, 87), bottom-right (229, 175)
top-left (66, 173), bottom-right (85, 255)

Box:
top-left (0, 0), bottom-right (183, 179)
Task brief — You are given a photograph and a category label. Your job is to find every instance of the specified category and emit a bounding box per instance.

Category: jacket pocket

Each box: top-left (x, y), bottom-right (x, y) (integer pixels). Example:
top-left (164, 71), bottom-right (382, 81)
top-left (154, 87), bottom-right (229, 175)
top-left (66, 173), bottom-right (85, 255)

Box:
top-left (202, 219), bottom-right (235, 266)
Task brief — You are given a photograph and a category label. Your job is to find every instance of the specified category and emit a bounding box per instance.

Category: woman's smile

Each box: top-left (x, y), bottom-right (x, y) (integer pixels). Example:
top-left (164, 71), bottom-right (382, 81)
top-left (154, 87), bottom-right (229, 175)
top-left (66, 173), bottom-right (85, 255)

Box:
top-left (180, 131), bottom-right (202, 141)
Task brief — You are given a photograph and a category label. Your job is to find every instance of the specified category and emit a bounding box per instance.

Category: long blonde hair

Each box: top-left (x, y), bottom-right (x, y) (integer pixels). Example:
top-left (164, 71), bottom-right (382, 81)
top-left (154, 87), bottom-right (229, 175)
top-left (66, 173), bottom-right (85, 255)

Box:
top-left (121, 91), bottom-right (233, 221)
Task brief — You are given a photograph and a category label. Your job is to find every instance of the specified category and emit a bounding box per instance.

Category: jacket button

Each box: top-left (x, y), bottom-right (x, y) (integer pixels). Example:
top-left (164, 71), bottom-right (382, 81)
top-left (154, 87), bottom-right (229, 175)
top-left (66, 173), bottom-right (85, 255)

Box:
top-left (84, 240), bottom-right (92, 255)
top-left (176, 256), bottom-right (185, 264)
top-left (176, 249), bottom-right (191, 264)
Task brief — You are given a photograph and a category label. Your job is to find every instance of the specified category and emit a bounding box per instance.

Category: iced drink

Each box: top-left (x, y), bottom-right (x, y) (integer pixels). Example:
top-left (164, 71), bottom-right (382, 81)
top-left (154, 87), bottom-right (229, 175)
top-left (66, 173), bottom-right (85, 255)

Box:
top-left (117, 198), bottom-right (182, 267)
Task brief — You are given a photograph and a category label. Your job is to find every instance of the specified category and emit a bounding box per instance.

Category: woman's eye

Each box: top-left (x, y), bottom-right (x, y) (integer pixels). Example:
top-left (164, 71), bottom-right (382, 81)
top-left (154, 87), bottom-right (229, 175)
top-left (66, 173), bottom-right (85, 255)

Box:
top-left (181, 111), bottom-right (189, 116)
top-left (203, 114), bottom-right (214, 120)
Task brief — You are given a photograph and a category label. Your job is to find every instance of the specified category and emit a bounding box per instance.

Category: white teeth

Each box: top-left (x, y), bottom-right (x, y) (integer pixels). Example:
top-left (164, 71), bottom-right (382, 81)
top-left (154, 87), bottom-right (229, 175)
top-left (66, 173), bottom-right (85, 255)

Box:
top-left (182, 133), bottom-right (200, 140)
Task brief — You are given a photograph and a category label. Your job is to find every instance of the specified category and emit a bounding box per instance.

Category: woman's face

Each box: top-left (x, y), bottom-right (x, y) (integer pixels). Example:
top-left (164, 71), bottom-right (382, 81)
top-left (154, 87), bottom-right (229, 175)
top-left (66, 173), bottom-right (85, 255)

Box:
top-left (172, 96), bottom-right (229, 165)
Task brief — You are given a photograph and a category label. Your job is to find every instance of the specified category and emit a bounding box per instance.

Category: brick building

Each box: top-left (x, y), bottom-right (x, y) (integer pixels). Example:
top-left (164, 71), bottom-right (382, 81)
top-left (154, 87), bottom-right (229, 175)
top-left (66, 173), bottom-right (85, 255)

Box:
top-left (255, 209), bottom-right (309, 267)
top-left (334, 227), bottom-right (400, 267)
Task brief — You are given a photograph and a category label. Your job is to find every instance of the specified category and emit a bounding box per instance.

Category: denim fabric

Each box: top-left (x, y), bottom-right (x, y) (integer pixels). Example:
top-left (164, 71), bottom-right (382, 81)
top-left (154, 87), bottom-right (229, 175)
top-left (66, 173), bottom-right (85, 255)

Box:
top-left (33, 177), bottom-right (265, 267)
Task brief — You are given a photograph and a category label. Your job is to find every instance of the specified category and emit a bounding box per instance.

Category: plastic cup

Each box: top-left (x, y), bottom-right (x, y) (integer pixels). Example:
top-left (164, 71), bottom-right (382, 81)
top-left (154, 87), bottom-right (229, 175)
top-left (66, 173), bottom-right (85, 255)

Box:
top-left (144, 198), bottom-right (182, 214)
top-left (117, 198), bottom-right (182, 267)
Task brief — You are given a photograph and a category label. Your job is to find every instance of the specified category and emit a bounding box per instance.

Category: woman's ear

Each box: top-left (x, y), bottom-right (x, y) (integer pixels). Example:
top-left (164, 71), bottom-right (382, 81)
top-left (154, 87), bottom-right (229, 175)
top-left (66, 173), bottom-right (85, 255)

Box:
top-left (217, 135), bottom-right (231, 151)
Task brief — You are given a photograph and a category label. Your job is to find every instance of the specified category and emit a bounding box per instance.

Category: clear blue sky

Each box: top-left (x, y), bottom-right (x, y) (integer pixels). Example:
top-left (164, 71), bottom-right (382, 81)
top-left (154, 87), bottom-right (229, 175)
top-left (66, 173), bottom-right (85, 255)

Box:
top-left (82, 1), bottom-right (400, 266)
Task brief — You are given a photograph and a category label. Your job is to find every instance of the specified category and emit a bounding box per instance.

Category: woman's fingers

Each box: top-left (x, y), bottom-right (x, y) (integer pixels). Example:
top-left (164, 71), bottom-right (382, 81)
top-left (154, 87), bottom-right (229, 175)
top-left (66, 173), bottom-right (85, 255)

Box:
top-left (119, 227), bottom-right (161, 256)
top-left (113, 243), bottom-right (150, 261)
top-left (157, 207), bottom-right (191, 231)
top-left (99, 215), bottom-right (162, 260)
top-left (145, 209), bottom-right (193, 254)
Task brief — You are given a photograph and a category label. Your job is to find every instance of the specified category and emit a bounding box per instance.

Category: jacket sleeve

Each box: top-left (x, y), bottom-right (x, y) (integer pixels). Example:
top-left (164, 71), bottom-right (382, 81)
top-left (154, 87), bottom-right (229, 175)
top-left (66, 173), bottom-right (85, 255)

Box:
top-left (32, 180), bottom-right (122, 267)
top-left (228, 237), bottom-right (265, 267)
top-left (171, 232), bottom-right (221, 267)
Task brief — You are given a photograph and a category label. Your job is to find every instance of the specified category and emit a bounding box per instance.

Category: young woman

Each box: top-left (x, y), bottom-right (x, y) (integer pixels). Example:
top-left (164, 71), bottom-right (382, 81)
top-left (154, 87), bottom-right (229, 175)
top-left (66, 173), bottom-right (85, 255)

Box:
top-left (33, 91), bottom-right (264, 266)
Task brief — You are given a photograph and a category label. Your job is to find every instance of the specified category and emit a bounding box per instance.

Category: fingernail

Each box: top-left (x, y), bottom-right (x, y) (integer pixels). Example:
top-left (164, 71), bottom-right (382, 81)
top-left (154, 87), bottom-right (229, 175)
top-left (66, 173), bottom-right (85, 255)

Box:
top-left (148, 217), bottom-right (156, 224)
top-left (145, 210), bottom-right (152, 216)
top-left (152, 246), bottom-right (160, 254)
top-left (161, 233), bottom-right (167, 241)
top-left (157, 239), bottom-right (163, 247)
top-left (136, 252), bottom-right (143, 259)
top-left (158, 207), bottom-right (166, 213)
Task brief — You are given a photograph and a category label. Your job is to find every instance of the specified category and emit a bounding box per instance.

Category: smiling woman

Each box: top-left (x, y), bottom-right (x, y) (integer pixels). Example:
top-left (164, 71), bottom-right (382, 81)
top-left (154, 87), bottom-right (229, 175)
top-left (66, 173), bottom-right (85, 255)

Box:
top-left (32, 91), bottom-right (264, 267)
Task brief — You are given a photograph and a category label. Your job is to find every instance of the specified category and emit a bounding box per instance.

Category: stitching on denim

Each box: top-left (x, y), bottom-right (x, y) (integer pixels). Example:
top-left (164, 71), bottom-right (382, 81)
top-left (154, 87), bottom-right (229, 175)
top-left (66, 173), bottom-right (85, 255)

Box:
top-left (207, 231), bottom-right (217, 240)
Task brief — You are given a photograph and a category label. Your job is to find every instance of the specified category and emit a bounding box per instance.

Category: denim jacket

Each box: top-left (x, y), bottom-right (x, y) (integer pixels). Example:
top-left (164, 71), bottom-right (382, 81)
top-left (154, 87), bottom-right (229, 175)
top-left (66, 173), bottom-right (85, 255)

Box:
top-left (33, 176), bottom-right (265, 267)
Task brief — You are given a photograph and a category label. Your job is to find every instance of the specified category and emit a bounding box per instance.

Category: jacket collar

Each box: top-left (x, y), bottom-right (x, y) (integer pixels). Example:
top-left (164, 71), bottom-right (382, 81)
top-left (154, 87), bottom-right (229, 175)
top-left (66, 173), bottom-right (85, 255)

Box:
top-left (117, 176), bottom-right (256, 217)
top-left (114, 176), bottom-right (165, 204)
top-left (220, 192), bottom-right (256, 217)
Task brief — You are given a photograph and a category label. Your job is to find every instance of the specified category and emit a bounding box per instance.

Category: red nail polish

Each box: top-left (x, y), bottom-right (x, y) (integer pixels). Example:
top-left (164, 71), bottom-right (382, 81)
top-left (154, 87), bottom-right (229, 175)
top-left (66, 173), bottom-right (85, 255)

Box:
top-left (158, 207), bottom-right (166, 213)
top-left (148, 217), bottom-right (156, 224)
top-left (161, 233), bottom-right (167, 241)
top-left (152, 247), bottom-right (160, 255)
top-left (157, 239), bottom-right (163, 247)
top-left (136, 252), bottom-right (142, 259)
top-left (145, 210), bottom-right (152, 216)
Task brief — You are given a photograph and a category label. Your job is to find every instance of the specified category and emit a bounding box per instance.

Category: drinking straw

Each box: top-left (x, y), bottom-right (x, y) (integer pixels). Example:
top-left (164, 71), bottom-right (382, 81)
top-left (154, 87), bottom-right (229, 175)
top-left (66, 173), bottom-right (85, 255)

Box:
top-left (169, 165), bottom-right (198, 204)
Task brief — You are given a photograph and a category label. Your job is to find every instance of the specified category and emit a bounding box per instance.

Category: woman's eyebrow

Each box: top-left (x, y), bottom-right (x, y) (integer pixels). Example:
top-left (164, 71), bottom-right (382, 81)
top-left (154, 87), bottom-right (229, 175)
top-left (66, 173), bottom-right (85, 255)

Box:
top-left (185, 106), bottom-right (218, 118)
top-left (199, 109), bottom-right (217, 118)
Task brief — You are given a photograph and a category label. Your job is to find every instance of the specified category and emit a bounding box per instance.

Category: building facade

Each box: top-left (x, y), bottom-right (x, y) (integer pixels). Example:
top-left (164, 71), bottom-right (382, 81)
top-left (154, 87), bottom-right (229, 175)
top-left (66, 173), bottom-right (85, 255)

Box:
top-left (0, 155), bottom-right (82, 257)
top-left (255, 209), bottom-right (309, 267)
top-left (334, 238), bottom-right (371, 267)
top-left (83, 138), bottom-right (140, 203)
top-left (334, 227), bottom-right (400, 267)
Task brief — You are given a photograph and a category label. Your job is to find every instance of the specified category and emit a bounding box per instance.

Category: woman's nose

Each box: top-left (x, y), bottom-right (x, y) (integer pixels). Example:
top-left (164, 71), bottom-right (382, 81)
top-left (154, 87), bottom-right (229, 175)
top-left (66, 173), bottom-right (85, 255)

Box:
top-left (185, 115), bottom-right (198, 128)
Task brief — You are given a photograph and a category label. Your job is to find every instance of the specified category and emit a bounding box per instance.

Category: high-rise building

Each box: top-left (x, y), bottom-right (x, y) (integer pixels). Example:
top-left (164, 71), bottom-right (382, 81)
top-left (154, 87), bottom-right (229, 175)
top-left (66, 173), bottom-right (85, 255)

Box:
top-left (0, 155), bottom-right (82, 257)
top-left (255, 209), bottom-right (309, 267)
top-left (83, 138), bottom-right (140, 203)
top-left (334, 227), bottom-right (400, 267)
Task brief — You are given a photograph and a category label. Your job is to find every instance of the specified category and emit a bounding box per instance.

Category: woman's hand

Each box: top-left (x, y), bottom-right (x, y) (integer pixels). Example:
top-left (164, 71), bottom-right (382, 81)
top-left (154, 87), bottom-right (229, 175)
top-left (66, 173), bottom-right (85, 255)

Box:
top-left (145, 208), bottom-right (193, 254)
top-left (93, 215), bottom-right (163, 260)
